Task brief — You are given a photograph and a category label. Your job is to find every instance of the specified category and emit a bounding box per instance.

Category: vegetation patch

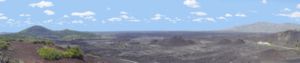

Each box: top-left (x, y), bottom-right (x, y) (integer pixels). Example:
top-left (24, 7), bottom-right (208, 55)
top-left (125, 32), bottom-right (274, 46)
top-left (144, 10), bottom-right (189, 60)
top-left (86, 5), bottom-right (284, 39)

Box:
top-left (0, 38), bottom-right (9, 50)
top-left (37, 46), bottom-right (63, 60)
top-left (62, 47), bottom-right (83, 59)
top-left (37, 46), bottom-right (83, 60)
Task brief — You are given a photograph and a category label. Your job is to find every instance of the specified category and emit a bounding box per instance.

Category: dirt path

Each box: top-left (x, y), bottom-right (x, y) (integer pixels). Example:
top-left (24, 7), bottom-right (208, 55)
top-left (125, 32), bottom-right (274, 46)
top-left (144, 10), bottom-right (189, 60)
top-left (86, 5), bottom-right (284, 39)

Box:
top-left (9, 42), bottom-right (89, 63)
top-left (10, 42), bottom-right (44, 63)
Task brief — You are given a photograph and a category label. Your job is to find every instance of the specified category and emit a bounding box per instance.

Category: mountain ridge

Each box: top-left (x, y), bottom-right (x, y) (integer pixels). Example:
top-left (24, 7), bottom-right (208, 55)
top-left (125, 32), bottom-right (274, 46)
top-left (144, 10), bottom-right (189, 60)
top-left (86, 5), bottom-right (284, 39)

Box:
top-left (223, 22), bottom-right (300, 33)
top-left (1, 25), bottom-right (100, 40)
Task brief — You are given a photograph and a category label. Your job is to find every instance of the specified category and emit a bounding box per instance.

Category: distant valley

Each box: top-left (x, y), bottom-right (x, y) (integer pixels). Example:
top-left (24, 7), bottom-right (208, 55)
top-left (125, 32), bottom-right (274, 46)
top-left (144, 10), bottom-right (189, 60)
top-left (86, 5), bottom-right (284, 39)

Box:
top-left (1, 22), bottom-right (300, 63)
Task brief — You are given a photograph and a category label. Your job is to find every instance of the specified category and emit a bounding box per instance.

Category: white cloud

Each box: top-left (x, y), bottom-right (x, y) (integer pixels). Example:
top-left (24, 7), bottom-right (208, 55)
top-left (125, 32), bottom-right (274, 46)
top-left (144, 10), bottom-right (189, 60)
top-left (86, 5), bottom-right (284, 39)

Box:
top-left (120, 14), bottom-right (129, 19)
top-left (217, 16), bottom-right (226, 20)
top-left (205, 17), bottom-right (216, 22)
top-left (297, 4), bottom-right (300, 9)
top-left (44, 10), bottom-right (55, 15)
top-left (192, 17), bottom-right (215, 22)
top-left (108, 17), bottom-right (122, 22)
top-left (151, 13), bottom-right (162, 20)
top-left (128, 19), bottom-right (140, 22)
top-left (120, 11), bottom-right (128, 15)
top-left (283, 8), bottom-right (292, 12)
top-left (235, 13), bottom-right (247, 17)
top-left (279, 11), bottom-right (300, 18)
top-left (184, 0), bottom-right (200, 8)
top-left (71, 11), bottom-right (95, 17)
top-left (19, 13), bottom-right (31, 17)
top-left (71, 20), bottom-right (84, 24)
top-left (0, 13), bottom-right (8, 20)
top-left (43, 19), bottom-right (54, 23)
top-left (262, 0), bottom-right (267, 4)
top-left (0, 0), bottom-right (5, 2)
top-left (192, 18), bottom-right (202, 22)
top-left (225, 13), bottom-right (233, 17)
top-left (149, 13), bottom-right (182, 23)
top-left (164, 17), bottom-right (182, 23)
top-left (71, 11), bottom-right (96, 21)
top-left (63, 15), bottom-right (69, 18)
top-left (29, 1), bottom-right (54, 8)
top-left (107, 11), bottom-right (140, 22)
top-left (191, 11), bottom-right (207, 16)
top-left (0, 16), bottom-right (8, 20)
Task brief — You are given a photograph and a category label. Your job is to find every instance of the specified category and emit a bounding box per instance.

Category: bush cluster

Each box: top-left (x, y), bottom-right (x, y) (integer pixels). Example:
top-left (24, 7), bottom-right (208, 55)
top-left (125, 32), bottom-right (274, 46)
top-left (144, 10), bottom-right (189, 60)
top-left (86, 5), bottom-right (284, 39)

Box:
top-left (0, 39), bottom-right (8, 50)
top-left (32, 40), bottom-right (54, 46)
top-left (37, 47), bottom-right (63, 60)
top-left (63, 47), bottom-right (83, 58)
top-left (0, 41), bottom-right (8, 50)
top-left (37, 46), bottom-right (83, 60)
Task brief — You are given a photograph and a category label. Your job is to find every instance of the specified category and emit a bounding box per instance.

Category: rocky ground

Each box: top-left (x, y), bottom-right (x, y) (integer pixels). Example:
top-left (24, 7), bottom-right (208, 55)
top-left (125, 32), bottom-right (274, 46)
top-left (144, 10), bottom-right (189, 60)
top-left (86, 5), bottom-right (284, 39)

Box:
top-left (53, 31), bottom-right (300, 63)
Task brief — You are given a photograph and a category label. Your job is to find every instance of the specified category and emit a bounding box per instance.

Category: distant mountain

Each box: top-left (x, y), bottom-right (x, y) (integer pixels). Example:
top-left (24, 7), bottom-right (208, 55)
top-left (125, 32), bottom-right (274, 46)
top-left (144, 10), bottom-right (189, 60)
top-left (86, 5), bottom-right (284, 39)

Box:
top-left (223, 22), bottom-right (300, 33)
top-left (276, 30), bottom-right (300, 42)
top-left (19, 25), bottom-right (53, 34)
top-left (18, 25), bottom-right (56, 38)
top-left (272, 30), bottom-right (300, 47)
top-left (1, 25), bottom-right (100, 40)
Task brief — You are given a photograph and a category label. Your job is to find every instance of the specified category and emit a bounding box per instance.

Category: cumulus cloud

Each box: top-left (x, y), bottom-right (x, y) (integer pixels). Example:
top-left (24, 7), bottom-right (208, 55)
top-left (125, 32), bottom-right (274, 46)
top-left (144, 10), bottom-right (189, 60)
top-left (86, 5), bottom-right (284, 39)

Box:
top-left (44, 10), bottom-right (55, 15)
top-left (107, 11), bottom-right (140, 22)
top-left (19, 13), bottom-right (31, 17)
top-left (43, 19), bottom-right (54, 23)
top-left (29, 1), bottom-right (54, 8)
top-left (63, 15), bottom-right (69, 18)
top-left (225, 13), bottom-right (233, 17)
top-left (191, 11), bottom-right (207, 16)
top-left (0, 13), bottom-right (8, 20)
top-left (0, 0), bottom-right (5, 2)
top-left (108, 17), bottom-right (122, 22)
top-left (150, 13), bottom-right (182, 23)
top-left (262, 0), bottom-right (267, 4)
top-left (282, 8), bottom-right (292, 12)
top-left (279, 11), bottom-right (300, 18)
top-left (151, 13), bottom-right (163, 21)
top-left (71, 11), bottom-right (95, 17)
top-left (206, 17), bottom-right (216, 22)
top-left (235, 13), bottom-right (247, 17)
top-left (217, 16), bottom-right (226, 20)
top-left (279, 4), bottom-right (300, 18)
top-left (120, 11), bottom-right (128, 15)
top-left (164, 17), bottom-right (182, 23)
top-left (192, 17), bottom-right (215, 22)
top-left (296, 4), bottom-right (300, 9)
top-left (71, 11), bottom-right (96, 21)
top-left (184, 0), bottom-right (200, 8)
top-left (71, 20), bottom-right (84, 24)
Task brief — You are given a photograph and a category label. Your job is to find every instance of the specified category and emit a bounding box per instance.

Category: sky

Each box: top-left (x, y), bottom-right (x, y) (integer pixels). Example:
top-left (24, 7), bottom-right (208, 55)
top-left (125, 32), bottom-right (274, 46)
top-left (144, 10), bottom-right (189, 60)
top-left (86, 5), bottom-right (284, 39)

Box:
top-left (0, 0), bottom-right (300, 32)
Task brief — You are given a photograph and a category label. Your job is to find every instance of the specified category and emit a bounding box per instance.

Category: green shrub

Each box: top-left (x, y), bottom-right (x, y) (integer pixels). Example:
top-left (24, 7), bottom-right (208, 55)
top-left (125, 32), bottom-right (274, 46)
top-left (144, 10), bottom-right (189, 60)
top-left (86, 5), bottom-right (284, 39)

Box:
top-left (63, 47), bottom-right (83, 58)
top-left (0, 40), bottom-right (8, 49)
top-left (37, 47), bottom-right (63, 60)
top-left (38, 46), bottom-right (84, 60)
top-left (33, 40), bottom-right (54, 46)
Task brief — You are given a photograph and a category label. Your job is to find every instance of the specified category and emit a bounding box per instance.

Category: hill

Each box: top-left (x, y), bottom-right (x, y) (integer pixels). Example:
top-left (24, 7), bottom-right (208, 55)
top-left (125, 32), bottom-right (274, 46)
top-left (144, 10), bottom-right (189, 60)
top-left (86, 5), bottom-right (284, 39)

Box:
top-left (223, 22), bottom-right (300, 33)
top-left (0, 25), bottom-right (101, 41)
top-left (273, 30), bottom-right (300, 47)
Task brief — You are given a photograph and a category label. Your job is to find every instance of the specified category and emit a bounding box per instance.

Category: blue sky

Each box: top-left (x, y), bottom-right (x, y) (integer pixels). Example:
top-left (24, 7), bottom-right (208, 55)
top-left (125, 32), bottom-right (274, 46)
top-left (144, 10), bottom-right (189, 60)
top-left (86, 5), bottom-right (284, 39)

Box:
top-left (0, 0), bottom-right (300, 32)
